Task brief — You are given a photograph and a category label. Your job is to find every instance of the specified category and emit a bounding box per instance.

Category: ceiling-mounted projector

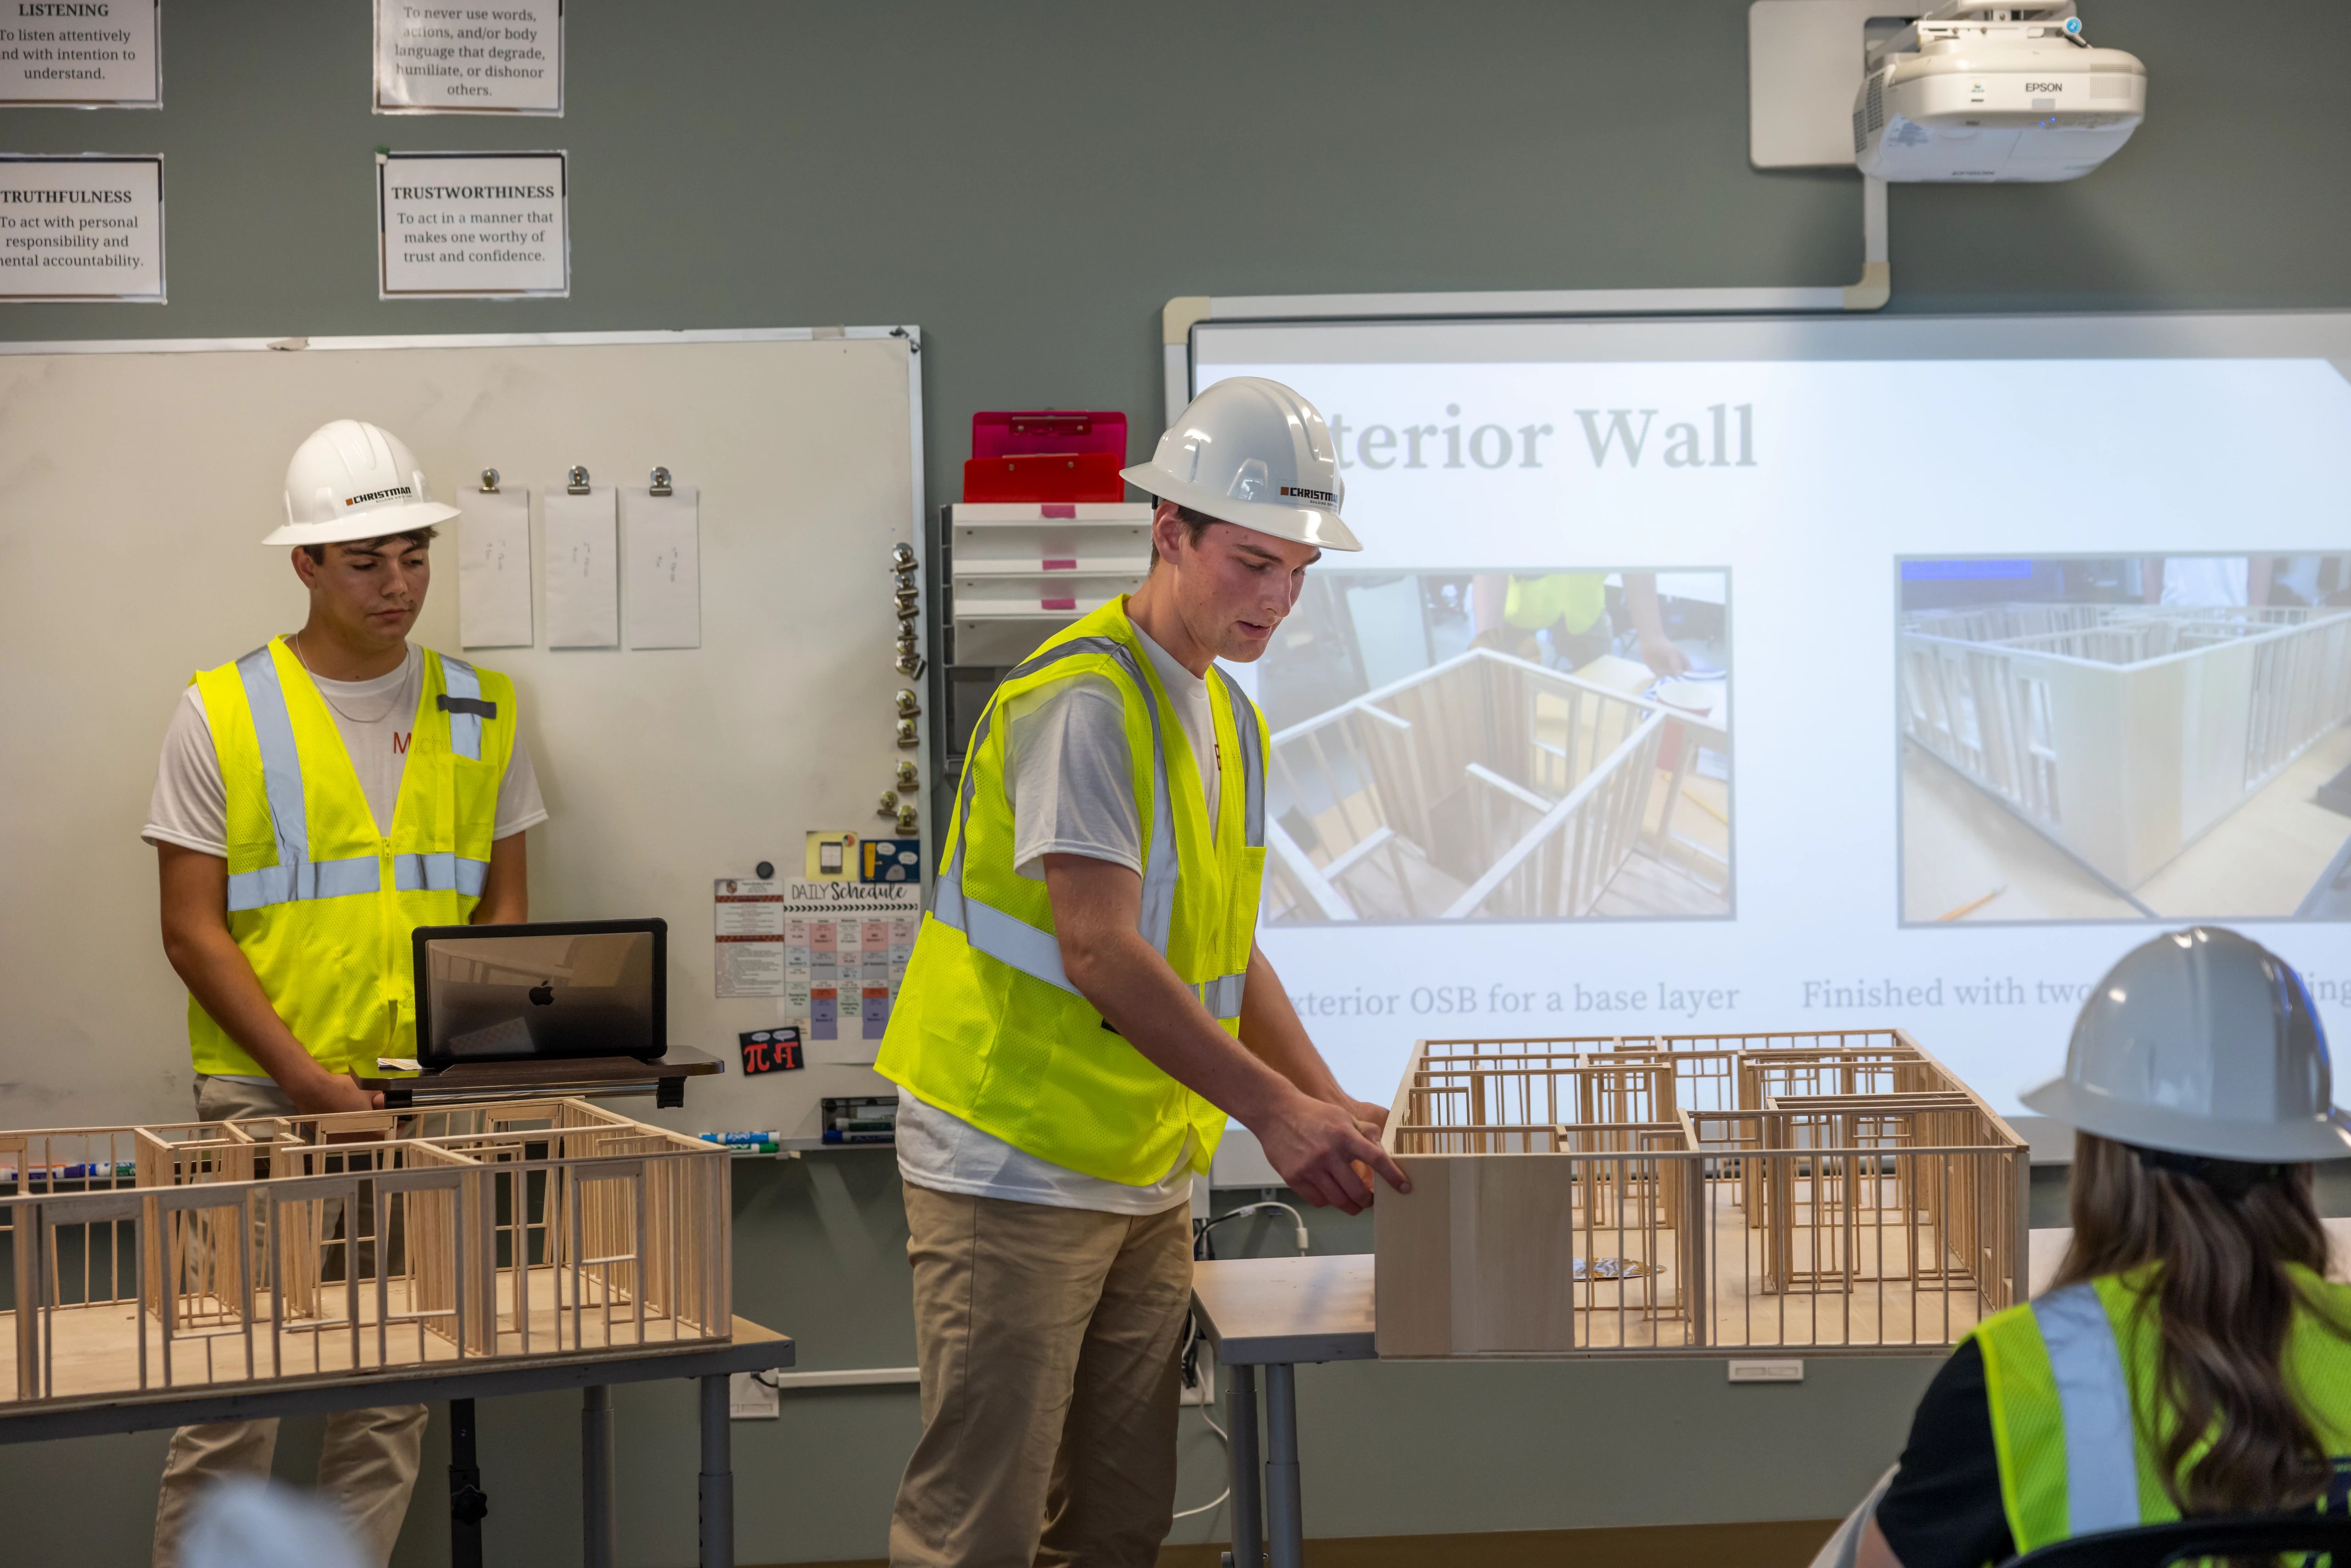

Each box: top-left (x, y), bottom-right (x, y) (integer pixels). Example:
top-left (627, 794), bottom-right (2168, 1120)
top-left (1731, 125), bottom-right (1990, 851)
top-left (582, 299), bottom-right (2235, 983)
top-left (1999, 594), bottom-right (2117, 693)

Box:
top-left (1853, 1), bottom-right (2145, 182)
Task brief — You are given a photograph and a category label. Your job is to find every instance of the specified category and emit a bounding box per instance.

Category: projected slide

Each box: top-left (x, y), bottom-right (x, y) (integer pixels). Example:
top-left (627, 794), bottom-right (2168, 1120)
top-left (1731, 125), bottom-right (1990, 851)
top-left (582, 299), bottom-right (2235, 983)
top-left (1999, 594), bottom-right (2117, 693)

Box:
top-left (1258, 569), bottom-right (1731, 924)
top-left (1193, 313), bottom-right (2351, 1113)
top-left (1898, 554), bottom-right (2351, 924)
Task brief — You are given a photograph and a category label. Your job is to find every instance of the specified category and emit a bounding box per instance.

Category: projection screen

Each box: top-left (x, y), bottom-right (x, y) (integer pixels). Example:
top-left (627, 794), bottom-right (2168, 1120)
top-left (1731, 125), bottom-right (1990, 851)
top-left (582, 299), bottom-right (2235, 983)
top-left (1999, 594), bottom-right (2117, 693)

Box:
top-left (1193, 310), bottom-right (2351, 1116)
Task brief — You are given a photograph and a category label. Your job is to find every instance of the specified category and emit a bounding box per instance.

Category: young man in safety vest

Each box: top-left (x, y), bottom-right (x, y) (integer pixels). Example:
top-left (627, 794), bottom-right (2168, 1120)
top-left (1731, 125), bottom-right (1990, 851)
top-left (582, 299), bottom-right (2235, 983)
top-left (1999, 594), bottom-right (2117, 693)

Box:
top-left (877, 377), bottom-right (1410, 1568)
top-left (141, 419), bottom-right (546, 1568)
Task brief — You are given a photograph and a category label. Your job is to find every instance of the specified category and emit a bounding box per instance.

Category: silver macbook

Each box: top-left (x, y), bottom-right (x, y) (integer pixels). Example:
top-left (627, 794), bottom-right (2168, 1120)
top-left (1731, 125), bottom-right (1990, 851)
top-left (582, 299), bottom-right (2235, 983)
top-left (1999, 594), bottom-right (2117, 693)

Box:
top-left (411, 918), bottom-right (666, 1066)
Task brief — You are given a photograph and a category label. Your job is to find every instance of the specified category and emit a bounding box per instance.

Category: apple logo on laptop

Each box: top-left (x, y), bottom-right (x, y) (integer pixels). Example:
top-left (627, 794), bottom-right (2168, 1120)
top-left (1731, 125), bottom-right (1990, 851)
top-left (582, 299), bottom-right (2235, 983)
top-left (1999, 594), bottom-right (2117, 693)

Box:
top-left (529, 980), bottom-right (555, 1006)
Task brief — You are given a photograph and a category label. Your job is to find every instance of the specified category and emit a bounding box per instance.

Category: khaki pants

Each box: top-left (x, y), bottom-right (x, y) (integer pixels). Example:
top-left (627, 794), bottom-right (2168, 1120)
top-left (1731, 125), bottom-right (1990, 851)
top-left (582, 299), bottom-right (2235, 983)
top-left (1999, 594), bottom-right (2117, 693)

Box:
top-left (151, 1076), bottom-right (428, 1568)
top-left (889, 1183), bottom-right (1195, 1568)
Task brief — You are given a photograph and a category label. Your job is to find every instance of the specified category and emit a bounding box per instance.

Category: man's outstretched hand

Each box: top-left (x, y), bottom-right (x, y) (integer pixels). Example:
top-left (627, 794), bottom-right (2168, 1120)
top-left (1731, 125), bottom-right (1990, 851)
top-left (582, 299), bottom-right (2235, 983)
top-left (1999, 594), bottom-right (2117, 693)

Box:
top-left (1253, 1092), bottom-right (1410, 1216)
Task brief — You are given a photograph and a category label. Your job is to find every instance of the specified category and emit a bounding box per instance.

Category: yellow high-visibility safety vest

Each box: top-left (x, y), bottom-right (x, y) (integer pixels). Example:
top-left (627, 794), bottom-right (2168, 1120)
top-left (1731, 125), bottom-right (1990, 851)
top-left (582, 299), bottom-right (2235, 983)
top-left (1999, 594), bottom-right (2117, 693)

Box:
top-left (1974, 1264), bottom-right (2351, 1556)
top-left (187, 637), bottom-right (518, 1076)
top-left (875, 597), bottom-right (1268, 1186)
top-left (1503, 572), bottom-right (1607, 637)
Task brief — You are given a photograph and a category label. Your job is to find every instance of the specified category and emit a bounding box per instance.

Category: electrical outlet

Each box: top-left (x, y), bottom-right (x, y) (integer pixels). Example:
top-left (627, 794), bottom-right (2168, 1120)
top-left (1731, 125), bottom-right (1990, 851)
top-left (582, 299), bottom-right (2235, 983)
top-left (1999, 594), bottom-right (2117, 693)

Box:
top-left (1178, 1325), bottom-right (1217, 1407)
top-left (730, 1371), bottom-right (781, 1419)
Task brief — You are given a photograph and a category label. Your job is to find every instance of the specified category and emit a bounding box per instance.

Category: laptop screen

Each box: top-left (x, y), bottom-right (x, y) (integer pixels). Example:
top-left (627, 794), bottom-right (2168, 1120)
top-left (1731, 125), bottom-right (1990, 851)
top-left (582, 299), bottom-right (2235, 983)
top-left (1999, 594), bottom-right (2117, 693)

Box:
top-left (413, 920), bottom-right (665, 1064)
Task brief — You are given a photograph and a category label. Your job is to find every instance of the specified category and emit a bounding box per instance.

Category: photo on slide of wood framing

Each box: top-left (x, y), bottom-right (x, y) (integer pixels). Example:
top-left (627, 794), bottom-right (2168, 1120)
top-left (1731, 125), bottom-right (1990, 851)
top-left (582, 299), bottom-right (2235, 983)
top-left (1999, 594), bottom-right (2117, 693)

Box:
top-left (1254, 567), bottom-right (1732, 926)
top-left (1895, 551), bottom-right (2351, 925)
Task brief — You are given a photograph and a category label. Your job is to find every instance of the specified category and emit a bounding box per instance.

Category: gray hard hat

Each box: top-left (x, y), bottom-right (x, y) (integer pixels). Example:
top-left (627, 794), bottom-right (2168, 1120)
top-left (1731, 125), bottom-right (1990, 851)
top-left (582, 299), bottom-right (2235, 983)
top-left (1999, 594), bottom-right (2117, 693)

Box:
top-left (2022, 926), bottom-right (2351, 1163)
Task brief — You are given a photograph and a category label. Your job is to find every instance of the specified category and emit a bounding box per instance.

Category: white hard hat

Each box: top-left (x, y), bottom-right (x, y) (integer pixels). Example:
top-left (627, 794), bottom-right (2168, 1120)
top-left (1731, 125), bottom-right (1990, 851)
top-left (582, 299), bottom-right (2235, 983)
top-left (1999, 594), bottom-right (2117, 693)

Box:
top-left (264, 418), bottom-right (459, 548)
top-left (2021, 926), bottom-right (2351, 1163)
top-left (1121, 377), bottom-right (1361, 552)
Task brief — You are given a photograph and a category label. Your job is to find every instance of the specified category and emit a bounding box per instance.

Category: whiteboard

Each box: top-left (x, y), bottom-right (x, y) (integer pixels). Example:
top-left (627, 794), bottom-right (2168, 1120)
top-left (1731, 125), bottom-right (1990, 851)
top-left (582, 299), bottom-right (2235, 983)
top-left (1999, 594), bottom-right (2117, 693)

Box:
top-left (1191, 310), bottom-right (2351, 1119)
top-left (0, 328), bottom-right (925, 1141)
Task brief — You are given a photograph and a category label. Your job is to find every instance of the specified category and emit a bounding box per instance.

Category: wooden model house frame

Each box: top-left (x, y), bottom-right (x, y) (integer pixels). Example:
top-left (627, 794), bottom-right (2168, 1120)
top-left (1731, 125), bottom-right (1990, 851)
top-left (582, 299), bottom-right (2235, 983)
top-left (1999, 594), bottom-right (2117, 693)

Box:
top-left (1375, 1030), bottom-right (2028, 1357)
top-left (1900, 602), bottom-right (2351, 892)
top-left (1, 1099), bottom-right (729, 1410)
top-left (1264, 647), bottom-right (1730, 923)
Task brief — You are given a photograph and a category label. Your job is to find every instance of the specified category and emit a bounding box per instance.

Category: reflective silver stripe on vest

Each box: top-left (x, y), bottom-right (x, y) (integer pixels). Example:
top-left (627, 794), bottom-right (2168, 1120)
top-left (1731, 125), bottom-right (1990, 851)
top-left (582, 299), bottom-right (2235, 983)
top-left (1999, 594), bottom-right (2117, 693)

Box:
top-left (441, 655), bottom-right (484, 761)
top-left (1210, 666), bottom-right (1267, 850)
top-left (2032, 1282), bottom-right (2140, 1536)
top-left (227, 644), bottom-right (389, 912)
top-left (394, 851), bottom-right (491, 897)
top-left (932, 867), bottom-right (1083, 996)
top-left (226, 854), bottom-right (382, 913)
top-left (238, 644), bottom-right (310, 870)
top-left (1202, 666), bottom-right (1267, 1021)
top-left (934, 635), bottom-right (1181, 982)
top-left (1196, 971), bottom-right (1247, 1020)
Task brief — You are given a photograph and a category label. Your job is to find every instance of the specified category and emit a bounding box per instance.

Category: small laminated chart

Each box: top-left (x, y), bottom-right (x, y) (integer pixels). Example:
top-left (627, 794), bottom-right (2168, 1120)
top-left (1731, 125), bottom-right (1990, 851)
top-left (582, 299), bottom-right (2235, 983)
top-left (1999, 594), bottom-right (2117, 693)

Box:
top-left (780, 882), bottom-right (922, 1042)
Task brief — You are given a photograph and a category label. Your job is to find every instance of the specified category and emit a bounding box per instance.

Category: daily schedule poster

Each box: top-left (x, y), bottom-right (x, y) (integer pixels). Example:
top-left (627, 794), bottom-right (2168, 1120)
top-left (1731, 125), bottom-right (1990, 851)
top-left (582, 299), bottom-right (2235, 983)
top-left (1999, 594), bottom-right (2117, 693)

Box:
top-left (1193, 312), bottom-right (2351, 1116)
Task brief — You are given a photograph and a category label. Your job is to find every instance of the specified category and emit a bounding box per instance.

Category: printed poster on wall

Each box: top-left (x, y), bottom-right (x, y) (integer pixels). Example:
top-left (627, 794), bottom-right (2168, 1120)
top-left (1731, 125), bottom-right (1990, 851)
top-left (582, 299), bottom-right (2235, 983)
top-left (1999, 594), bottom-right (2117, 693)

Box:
top-left (374, 0), bottom-right (561, 115)
top-left (778, 882), bottom-right (922, 1047)
top-left (0, 154), bottom-right (163, 302)
top-left (714, 877), bottom-right (786, 1000)
top-left (0, 0), bottom-right (159, 107)
top-left (376, 150), bottom-right (567, 298)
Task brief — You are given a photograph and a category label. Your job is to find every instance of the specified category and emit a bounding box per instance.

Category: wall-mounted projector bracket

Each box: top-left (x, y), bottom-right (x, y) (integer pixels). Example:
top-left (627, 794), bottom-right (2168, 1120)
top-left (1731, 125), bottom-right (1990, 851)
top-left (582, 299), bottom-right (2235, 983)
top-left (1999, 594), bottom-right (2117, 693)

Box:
top-left (1750, 0), bottom-right (1933, 169)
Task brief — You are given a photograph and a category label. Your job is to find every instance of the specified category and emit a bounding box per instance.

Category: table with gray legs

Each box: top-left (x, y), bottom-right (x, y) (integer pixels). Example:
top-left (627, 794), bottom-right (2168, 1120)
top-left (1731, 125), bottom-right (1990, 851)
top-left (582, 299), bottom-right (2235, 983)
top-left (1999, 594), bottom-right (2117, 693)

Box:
top-left (0, 1315), bottom-right (794, 1568)
top-left (1190, 1255), bottom-right (1376, 1568)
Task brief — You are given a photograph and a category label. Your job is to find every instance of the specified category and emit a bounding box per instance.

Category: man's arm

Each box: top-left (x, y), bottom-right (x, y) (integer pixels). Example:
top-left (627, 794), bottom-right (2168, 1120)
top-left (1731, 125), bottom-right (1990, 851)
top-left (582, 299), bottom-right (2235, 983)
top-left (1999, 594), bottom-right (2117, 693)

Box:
top-left (157, 843), bottom-right (380, 1113)
top-left (472, 832), bottom-right (528, 924)
top-left (1043, 852), bottom-right (1409, 1214)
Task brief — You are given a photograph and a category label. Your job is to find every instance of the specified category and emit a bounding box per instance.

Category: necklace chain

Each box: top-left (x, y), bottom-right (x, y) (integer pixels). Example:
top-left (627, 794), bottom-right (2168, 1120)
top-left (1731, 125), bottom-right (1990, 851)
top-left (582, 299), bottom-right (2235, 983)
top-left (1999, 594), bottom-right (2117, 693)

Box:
top-left (292, 633), bottom-right (412, 725)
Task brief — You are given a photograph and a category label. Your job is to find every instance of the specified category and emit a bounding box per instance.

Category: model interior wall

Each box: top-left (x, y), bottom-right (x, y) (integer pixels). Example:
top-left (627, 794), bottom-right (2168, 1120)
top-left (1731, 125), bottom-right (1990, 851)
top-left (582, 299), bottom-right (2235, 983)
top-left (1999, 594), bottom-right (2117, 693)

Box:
top-left (1266, 650), bottom-right (1730, 922)
top-left (1901, 604), bottom-right (2351, 889)
top-left (1374, 1031), bottom-right (2028, 1359)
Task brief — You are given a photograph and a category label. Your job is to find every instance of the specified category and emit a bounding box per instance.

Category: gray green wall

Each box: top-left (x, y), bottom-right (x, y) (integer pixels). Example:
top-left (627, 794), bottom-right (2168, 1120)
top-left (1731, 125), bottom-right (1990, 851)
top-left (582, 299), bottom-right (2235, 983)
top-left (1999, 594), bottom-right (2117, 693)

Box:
top-left (7, 3), bottom-right (2351, 1563)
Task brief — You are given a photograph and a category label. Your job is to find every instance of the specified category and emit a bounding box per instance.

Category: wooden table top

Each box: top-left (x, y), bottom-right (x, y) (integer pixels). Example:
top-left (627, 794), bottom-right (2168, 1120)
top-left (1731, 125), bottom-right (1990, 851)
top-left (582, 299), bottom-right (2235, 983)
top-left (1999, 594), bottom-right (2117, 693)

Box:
top-left (1191, 1254), bottom-right (1376, 1367)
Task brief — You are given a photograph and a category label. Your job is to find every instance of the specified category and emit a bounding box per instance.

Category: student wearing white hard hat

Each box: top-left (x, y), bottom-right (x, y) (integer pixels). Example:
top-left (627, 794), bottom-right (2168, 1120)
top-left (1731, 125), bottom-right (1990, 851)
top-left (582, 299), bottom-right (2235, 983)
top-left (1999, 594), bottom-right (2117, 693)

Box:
top-left (1831, 927), bottom-right (2351, 1568)
top-left (142, 420), bottom-right (548, 1567)
top-left (876, 377), bottom-right (1407, 1567)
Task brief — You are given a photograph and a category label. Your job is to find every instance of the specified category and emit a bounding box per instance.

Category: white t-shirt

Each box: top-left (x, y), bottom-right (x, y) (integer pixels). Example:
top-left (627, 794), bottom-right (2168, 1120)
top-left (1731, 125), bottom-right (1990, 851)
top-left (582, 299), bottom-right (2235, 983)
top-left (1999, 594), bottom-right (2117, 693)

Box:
top-left (894, 622), bottom-right (1225, 1215)
top-left (143, 643), bottom-right (548, 856)
top-left (1007, 621), bottom-right (1221, 879)
top-left (2161, 556), bottom-right (2250, 608)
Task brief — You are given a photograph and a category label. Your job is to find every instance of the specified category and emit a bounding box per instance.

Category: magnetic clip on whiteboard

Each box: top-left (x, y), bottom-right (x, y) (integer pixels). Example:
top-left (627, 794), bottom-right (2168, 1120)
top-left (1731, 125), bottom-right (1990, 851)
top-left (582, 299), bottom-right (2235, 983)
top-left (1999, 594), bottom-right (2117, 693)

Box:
top-left (649, 465), bottom-right (673, 497)
top-left (479, 467), bottom-right (501, 494)
top-left (567, 465), bottom-right (591, 495)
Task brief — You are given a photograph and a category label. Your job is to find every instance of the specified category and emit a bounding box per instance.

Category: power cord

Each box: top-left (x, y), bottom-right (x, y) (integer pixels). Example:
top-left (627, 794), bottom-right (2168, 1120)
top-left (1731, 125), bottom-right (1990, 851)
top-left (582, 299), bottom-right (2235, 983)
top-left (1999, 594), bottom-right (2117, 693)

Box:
top-left (1170, 1400), bottom-right (1231, 1520)
top-left (1172, 1200), bottom-right (1307, 1526)
top-left (1170, 1313), bottom-right (1232, 1522)
top-left (1194, 1201), bottom-right (1310, 1260)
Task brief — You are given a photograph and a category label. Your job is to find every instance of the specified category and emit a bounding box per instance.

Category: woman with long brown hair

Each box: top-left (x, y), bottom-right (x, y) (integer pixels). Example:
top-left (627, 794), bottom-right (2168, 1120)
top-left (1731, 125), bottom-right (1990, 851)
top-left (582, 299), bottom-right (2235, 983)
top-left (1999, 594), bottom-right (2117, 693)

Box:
top-left (1850, 927), bottom-right (2351, 1568)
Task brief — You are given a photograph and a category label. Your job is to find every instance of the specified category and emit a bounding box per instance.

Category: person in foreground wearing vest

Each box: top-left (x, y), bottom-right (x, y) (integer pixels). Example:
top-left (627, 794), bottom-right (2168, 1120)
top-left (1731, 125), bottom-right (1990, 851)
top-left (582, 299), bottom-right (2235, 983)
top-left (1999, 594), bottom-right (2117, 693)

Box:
top-left (1838, 927), bottom-right (2351, 1568)
top-left (876, 377), bottom-right (1411, 1568)
top-left (141, 419), bottom-right (546, 1568)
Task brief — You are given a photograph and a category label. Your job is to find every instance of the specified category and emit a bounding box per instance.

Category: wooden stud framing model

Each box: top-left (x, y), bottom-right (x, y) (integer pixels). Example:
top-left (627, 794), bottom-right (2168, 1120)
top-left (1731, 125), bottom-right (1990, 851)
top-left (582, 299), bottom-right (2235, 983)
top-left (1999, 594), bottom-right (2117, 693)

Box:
top-left (1263, 647), bottom-right (1730, 924)
top-left (0, 1099), bottom-right (730, 1410)
top-left (1900, 602), bottom-right (2351, 890)
top-left (1374, 1030), bottom-right (2028, 1358)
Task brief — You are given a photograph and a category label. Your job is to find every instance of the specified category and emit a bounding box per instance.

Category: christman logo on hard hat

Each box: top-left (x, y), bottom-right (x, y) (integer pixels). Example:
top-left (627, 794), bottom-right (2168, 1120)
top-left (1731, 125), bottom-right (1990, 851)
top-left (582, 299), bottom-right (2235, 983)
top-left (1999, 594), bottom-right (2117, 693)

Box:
top-left (345, 485), bottom-right (415, 506)
top-left (1279, 484), bottom-right (1337, 506)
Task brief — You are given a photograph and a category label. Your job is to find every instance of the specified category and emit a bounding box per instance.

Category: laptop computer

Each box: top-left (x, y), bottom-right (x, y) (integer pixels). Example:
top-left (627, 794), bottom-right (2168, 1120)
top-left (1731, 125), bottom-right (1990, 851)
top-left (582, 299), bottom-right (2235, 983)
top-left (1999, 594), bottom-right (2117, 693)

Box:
top-left (411, 918), bottom-right (667, 1066)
